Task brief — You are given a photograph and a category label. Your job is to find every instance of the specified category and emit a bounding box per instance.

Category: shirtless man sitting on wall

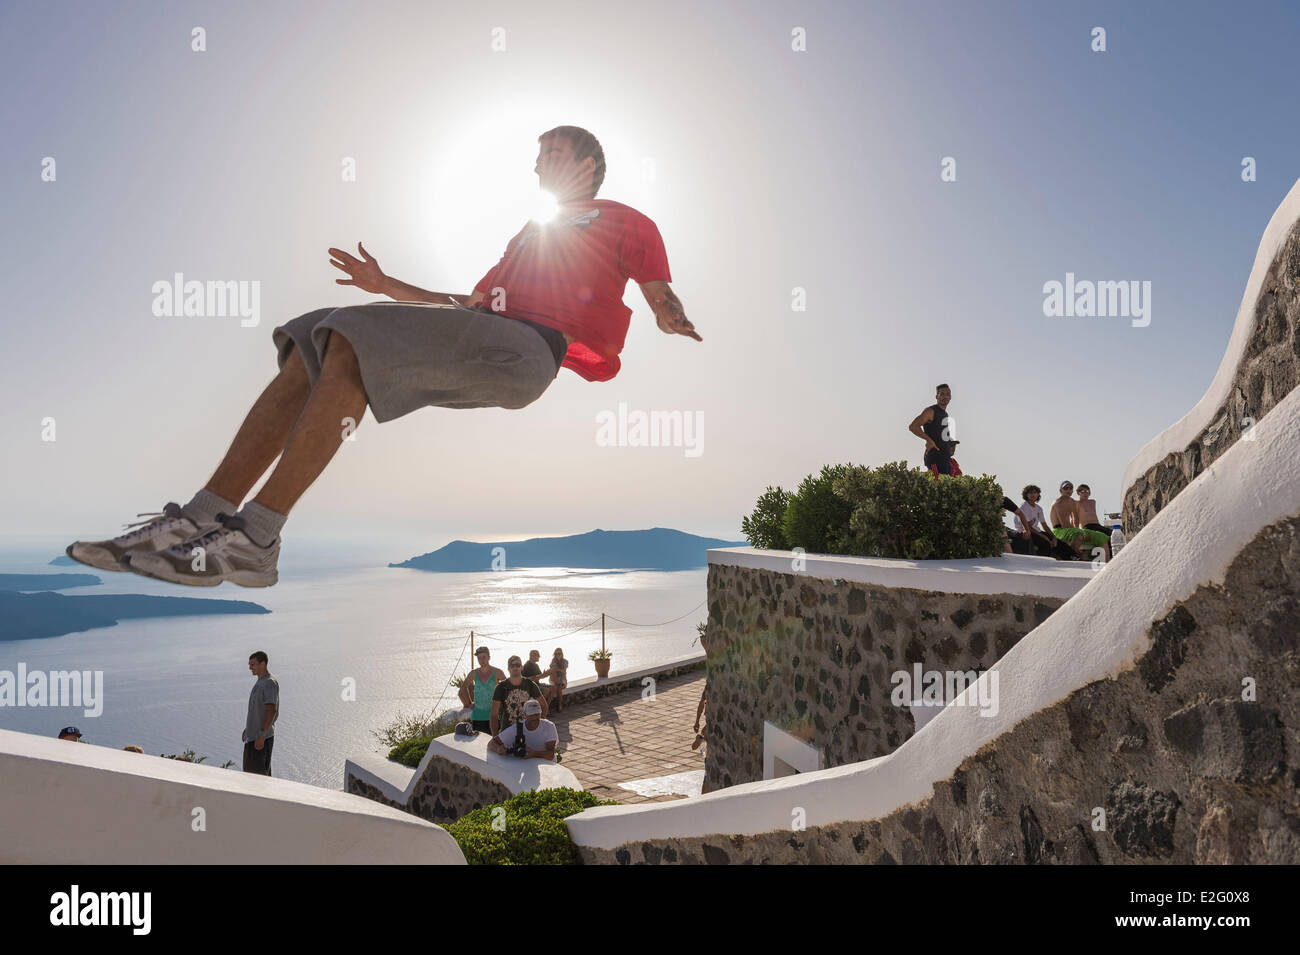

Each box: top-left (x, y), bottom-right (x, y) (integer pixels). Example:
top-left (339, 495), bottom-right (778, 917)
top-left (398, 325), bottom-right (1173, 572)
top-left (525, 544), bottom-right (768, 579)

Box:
top-left (1075, 484), bottom-right (1112, 561)
top-left (1050, 481), bottom-right (1111, 562)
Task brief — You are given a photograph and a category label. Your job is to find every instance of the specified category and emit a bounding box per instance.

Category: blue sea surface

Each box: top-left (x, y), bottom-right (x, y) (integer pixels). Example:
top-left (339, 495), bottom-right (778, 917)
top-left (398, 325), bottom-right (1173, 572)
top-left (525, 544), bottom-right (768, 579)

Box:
top-left (0, 536), bottom-right (706, 788)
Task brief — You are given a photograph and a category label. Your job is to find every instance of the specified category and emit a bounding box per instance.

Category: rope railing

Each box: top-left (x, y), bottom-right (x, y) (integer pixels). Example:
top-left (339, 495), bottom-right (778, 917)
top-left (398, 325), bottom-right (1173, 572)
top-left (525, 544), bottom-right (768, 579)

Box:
top-left (468, 614), bottom-right (604, 645)
top-left (605, 600), bottom-right (706, 628)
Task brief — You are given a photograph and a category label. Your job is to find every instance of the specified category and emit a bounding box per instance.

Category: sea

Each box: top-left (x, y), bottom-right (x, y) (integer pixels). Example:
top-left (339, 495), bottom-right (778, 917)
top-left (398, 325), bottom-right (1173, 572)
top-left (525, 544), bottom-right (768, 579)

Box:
top-left (0, 535), bottom-right (706, 789)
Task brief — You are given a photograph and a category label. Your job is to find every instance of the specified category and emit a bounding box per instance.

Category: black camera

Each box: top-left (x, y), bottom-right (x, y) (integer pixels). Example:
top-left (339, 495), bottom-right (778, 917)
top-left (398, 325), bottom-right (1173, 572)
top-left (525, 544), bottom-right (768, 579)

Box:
top-left (510, 718), bottom-right (528, 758)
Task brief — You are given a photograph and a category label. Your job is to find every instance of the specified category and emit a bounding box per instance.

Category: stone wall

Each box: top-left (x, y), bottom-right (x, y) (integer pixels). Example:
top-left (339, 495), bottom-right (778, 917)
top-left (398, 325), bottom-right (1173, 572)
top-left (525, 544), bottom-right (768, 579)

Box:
top-left (579, 515), bottom-right (1300, 864)
top-left (1123, 220), bottom-right (1300, 535)
top-left (703, 562), bottom-right (1064, 792)
top-left (346, 754), bottom-right (512, 825)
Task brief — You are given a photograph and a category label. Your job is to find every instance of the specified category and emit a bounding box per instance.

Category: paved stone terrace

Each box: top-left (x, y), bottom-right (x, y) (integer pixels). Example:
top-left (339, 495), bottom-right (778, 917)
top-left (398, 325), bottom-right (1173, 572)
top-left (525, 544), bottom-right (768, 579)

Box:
top-left (551, 668), bottom-right (706, 805)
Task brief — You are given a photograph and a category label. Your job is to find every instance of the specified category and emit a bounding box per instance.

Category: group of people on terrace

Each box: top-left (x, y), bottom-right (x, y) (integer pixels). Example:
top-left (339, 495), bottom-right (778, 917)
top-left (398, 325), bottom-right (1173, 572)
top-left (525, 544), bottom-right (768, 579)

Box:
top-left (458, 646), bottom-right (569, 761)
top-left (910, 384), bottom-right (1116, 562)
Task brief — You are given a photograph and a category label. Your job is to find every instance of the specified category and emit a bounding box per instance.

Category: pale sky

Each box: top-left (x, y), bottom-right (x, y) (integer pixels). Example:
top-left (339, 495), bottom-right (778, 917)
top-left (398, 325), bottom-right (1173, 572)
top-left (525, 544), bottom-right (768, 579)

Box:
top-left (3, 0), bottom-right (1299, 553)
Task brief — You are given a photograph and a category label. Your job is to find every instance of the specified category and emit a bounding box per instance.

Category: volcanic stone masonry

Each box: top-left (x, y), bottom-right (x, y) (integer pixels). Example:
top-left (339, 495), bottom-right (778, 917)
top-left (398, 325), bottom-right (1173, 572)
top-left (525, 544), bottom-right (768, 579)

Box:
top-left (1123, 220), bottom-right (1300, 535)
top-left (582, 514), bottom-right (1300, 864)
top-left (347, 753), bottom-right (512, 825)
top-left (701, 561), bottom-right (1066, 792)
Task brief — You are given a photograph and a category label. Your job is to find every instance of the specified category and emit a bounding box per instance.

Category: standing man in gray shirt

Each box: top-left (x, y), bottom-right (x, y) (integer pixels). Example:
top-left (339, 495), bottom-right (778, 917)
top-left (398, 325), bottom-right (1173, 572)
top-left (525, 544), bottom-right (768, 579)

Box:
top-left (243, 650), bottom-right (279, 775)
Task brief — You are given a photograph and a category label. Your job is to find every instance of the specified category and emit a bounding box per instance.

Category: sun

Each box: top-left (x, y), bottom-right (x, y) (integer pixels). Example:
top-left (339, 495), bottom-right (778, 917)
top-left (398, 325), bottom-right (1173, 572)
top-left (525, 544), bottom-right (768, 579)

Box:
top-left (418, 103), bottom-right (631, 285)
top-left (529, 189), bottom-right (559, 224)
top-left (422, 121), bottom-right (564, 284)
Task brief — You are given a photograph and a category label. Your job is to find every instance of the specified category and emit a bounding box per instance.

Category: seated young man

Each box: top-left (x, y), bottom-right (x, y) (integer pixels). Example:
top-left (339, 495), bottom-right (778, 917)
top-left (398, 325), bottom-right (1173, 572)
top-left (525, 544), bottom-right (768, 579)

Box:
top-left (1002, 496), bottom-right (1033, 554)
top-left (1075, 484), bottom-right (1113, 560)
top-left (488, 700), bottom-right (558, 761)
top-left (1049, 481), bottom-right (1110, 560)
top-left (1015, 485), bottom-right (1077, 560)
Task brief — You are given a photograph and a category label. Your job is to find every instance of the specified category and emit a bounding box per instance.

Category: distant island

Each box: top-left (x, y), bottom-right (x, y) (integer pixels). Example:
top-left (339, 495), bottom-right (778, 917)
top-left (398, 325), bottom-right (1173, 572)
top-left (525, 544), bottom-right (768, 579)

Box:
top-left (0, 577), bottom-right (270, 641)
top-left (0, 572), bottom-right (100, 591)
top-left (390, 527), bottom-right (746, 572)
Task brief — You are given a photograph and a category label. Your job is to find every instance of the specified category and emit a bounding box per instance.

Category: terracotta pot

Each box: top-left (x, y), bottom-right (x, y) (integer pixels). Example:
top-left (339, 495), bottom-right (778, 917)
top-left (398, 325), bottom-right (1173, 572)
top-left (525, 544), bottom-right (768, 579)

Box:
top-left (594, 658), bottom-right (611, 678)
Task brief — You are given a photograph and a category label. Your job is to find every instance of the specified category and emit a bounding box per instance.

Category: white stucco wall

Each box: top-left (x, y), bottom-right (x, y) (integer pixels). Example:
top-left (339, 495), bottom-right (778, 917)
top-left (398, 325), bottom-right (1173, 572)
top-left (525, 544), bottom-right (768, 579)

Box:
top-left (0, 728), bottom-right (465, 864)
top-left (567, 383), bottom-right (1300, 851)
top-left (1121, 176), bottom-right (1300, 496)
top-left (709, 547), bottom-right (1096, 600)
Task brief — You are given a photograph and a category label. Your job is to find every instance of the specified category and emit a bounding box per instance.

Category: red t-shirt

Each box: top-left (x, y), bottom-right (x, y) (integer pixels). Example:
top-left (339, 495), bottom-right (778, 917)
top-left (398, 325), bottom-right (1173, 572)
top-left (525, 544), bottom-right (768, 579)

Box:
top-left (473, 199), bottom-right (672, 382)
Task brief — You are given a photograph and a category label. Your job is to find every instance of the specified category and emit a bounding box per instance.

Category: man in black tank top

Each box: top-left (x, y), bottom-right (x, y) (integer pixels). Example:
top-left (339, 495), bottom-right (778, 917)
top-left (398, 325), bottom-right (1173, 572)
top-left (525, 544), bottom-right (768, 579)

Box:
top-left (908, 383), bottom-right (954, 477)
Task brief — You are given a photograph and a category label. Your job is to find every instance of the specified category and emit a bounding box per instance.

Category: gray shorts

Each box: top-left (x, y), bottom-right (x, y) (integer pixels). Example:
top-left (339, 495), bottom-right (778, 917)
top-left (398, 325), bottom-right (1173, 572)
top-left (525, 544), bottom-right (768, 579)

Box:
top-left (271, 302), bottom-right (563, 423)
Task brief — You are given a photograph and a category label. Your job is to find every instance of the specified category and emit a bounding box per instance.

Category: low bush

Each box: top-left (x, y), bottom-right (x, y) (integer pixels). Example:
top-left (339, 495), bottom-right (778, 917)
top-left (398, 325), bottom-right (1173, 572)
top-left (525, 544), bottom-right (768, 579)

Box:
top-left (835, 462), bottom-right (1004, 559)
top-left (386, 711), bottom-right (462, 766)
top-left (741, 485), bottom-right (792, 549)
top-left (741, 461), bottom-right (1005, 560)
top-left (446, 788), bottom-right (619, 865)
top-left (375, 708), bottom-right (444, 750)
top-left (782, 464), bottom-right (856, 554)
top-left (388, 735), bottom-right (433, 768)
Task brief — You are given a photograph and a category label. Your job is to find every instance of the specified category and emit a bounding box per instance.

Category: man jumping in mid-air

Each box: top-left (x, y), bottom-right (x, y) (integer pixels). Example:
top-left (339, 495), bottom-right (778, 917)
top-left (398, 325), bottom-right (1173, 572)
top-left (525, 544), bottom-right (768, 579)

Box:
top-left (67, 125), bottom-right (701, 587)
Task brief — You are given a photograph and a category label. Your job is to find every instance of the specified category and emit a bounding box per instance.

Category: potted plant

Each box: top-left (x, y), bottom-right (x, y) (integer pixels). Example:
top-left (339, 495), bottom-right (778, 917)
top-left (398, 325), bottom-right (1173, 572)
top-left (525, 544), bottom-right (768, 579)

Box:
top-left (588, 648), bottom-right (613, 679)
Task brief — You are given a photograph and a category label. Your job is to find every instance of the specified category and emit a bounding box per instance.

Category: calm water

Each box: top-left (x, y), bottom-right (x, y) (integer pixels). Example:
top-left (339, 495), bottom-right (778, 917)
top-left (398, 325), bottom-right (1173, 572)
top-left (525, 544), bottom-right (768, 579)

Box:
top-left (0, 536), bottom-right (706, 788)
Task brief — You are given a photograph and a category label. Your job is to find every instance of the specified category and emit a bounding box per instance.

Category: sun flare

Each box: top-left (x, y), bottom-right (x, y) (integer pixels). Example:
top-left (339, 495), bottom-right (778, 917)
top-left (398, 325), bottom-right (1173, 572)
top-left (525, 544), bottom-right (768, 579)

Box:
top-left (421, 105), bottom-right (632, 288)
top-left (529, 189), bottom-right (559, 224)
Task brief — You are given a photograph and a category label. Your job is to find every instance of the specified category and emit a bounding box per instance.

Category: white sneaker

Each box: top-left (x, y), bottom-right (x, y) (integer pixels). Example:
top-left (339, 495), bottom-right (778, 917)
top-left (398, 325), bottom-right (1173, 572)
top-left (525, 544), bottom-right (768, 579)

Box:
top-left (123, 512), bottom-right (279, 588)
top-left (66, 503), bottom-right (217, 573)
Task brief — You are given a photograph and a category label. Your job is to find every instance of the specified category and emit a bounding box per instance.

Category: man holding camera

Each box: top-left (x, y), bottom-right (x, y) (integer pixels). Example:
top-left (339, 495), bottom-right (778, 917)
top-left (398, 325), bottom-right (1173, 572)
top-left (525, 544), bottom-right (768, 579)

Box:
top-left (488, 699), bottom-right (558, 761)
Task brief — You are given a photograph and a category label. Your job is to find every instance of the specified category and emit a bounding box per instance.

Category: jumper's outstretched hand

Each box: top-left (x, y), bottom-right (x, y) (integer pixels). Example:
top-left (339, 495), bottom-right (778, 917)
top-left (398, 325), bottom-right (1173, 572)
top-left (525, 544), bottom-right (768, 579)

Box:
top-left (656, 308), bottom-right (702, 341)
top-left (329, 242), bottom-right (388, 294)
top-left (641, 279), bottom-right (702, 341)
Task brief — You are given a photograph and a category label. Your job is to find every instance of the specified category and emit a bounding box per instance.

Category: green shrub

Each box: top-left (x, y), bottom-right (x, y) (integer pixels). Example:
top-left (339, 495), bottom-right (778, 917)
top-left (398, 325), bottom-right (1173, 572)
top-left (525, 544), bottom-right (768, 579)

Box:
top-left (386, 711), bottom-right (462, 766)
top-left (375, 708), bottom-right (445, 750)
top-left (834, 462), bottom-right (1004, 560)
top-left (389, 735), bottom-right (433, 768)
top-left (781, 464), bottom-right (855, 554)
top-left (160, 748), bottom-right (207, 763)
top-left (446, 788), bottom-right (619, 865)
top-left (743, 462), bottom-right (1004, 561)
top-left (741, 485), bottom-right (792, 549)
